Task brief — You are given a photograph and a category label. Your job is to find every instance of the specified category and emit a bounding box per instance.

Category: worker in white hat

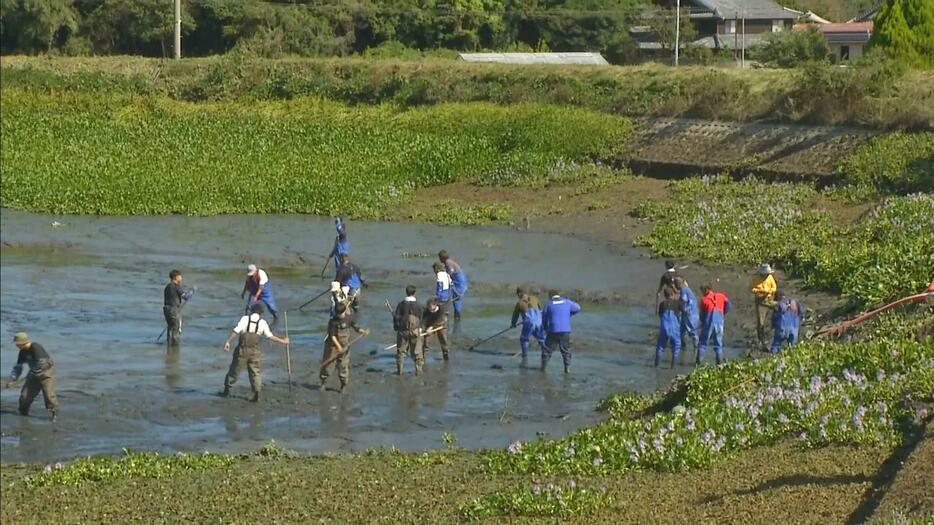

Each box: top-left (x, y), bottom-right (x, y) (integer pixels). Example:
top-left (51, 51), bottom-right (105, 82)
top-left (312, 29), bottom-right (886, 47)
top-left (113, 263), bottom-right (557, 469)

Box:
top-left (750, 262), bottom-right (778, 350)
top-left (241, 264), bottom-right (279, 320)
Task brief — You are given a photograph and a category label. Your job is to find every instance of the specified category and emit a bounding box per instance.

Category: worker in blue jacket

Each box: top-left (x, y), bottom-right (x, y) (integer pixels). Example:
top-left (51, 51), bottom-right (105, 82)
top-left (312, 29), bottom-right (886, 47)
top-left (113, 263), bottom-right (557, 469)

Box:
top-left (674, 276), bottom-right (699, 362)
top-left (770, 289), bottom-right (804, 353)
top-left (655, 287), bottom-right (682, 368)
top-left (328, 216), bottom-right (349, 270)
top-left (439, 250), bottom-right (468, 321)
top-left (541, 291), bottom-right (581, 373)
top-left (510, 287), bottom-right (546, 359)
top-left (335, 254), bottom-right (364, 308)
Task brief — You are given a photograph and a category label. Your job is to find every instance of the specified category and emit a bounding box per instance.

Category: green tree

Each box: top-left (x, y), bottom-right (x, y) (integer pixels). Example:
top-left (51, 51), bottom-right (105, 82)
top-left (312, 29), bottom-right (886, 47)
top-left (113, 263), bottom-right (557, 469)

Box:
top-left (904, 0), bottom-right (934, 68)
top-left (869, 0), bottom-right (920, 66)
top-left (648, 6), bottom-right (696, 52)
top-left (83, 0), bottom-right (195, 56)
top-left (753, 26), bottom-right (830, 67)
top-left (0, 0), bottom-right (78, 52)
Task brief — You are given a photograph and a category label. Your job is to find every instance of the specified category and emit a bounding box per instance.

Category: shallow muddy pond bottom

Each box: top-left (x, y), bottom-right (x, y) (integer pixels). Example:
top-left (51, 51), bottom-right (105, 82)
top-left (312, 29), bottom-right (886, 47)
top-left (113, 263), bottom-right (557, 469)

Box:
top-left (2, 210), bottom-right (763, 462)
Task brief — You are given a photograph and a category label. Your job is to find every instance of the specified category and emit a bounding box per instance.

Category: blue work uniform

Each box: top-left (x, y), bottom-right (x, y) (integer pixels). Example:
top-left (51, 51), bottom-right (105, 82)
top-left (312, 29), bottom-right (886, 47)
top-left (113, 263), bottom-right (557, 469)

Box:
top-left (770, 298), bottom-right (804, 353)
top-left (330, 218), bottom-right (349, 268)
top-left (542, 296), bottom-right (581, 368)
top-left (436, 270), bottom-right (453, 304)
top-left (655, 298), bottom-right (682, 365)
top-left (511, 294), bottom-right (546, 358)
top-left (679, 285), bottom-right (700, 346)
top-left (445, 258), bottom-right (469, 316)
top-left (698, 290), bottom-right (730, 364)
top-left (245, 271), bottom-right (278, 319)
top-left (336, 262), bottom-right (362, 298)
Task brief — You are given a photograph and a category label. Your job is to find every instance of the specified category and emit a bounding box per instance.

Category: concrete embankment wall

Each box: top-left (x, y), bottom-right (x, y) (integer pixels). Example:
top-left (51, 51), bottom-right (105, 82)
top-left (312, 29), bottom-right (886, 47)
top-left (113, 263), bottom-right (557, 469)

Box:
top-left (620, 118), bottom-right (877, 182)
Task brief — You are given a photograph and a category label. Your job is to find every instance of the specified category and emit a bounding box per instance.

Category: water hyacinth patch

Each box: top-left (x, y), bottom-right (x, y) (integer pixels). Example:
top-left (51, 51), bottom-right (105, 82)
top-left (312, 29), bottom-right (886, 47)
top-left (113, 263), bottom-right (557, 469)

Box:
top-left (0, 90), bottom-right (630, 218)
top-left (24, 449), bottom-right (236, 487)
top-left (634, 176), bottom-right (934, 307)
top-left (459, 480), bottom-right (613, 521)
top-left (483, 339), bottom-right (933, 476)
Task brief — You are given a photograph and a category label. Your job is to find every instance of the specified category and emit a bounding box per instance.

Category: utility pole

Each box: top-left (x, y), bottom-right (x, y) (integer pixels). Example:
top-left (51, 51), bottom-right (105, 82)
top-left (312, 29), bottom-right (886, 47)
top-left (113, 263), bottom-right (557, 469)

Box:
top-left (741, 9), bottom-right (746, 68)
top-left (174, 0), bottom-right (181, 59)
top-left (674, 0), bottom-right (680, 66)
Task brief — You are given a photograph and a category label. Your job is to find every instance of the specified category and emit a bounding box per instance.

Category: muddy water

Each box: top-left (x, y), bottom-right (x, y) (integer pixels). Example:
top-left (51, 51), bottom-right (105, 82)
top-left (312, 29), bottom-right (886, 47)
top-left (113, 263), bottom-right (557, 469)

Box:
top-left (2, 209), bottom-right (755, 463)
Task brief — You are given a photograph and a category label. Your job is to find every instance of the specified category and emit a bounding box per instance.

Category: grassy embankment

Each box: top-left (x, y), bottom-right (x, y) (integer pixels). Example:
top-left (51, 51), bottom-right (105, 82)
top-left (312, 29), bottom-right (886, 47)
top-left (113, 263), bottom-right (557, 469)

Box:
top-left (3, 55), bottom-right (934, 129)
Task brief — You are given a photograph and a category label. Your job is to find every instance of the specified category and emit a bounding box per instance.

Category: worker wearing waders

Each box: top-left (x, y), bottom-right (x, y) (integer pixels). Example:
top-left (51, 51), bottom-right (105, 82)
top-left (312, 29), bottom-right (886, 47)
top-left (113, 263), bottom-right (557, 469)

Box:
top-left (163, 269), bottom-right (193, 346)
top-left (698, 284), bottom-right (731, 365)
top-left (511, 287), bottom-right (546, 360)
top-left (675, 276), bottom-right (700, 361)
top-left (328, 216), bottom-right (349, 269)
top-left (655, 287), bottom-right (683, 368)
top-left (329, 281), bottom-right (352, 317)
top-left (9, 332), bottom-right (58, 421)
top-left (439, 250), bottom-right (468, 321)
top-left (656, 260), bottom-right (679, 309)
top-left (242, 264), bottom-right (279, 321)
top-left (320, 303), bottom-right (369, 392)
top-left (393, 285), bottom-right (424, 375)
top-left (541, 291), bottom-right (581, 373)
top-left (221, 303), bottom-right (289, 402)
top-left (770, 289), bottom-right (805, 353)
top-left (336, 254), bottom-right (364, 309)
top-left (422, 297), bottom-right (450, 360)
top-left (751, 263), bottom-right (777, 350)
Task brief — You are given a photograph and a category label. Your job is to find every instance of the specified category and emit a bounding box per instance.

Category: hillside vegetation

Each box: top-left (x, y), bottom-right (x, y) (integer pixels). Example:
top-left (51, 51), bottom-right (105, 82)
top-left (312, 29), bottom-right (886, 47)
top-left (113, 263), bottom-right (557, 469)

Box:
top-left (3, 56), bottom-right (933, 129)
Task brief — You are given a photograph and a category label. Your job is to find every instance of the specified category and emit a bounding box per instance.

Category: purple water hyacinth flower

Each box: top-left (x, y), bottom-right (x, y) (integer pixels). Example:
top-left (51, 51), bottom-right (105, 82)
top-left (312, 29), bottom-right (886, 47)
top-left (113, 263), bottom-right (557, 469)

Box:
top-left (876, 369), bottom-right (886, 382)
top-left (686, 419), bottom-right (696, 431)
top-left (713, 436), bottom-right (726, 452)
top-left (507, 441), bottom-right (523, 454)
top-left (652, 438), bottom-right (664, 452)
top-left (735, 422), bottom-right (745, 432)
top-left (569, 479), bottom-right (577, 489)
top-left (592, 457), bottom-right (603, 467)
top-left (43, 464), bottom-right (52, 474)
top-left (533, 485), bottom-right (542, 496)
top-left (630, 452), bottom-right (640, 463)
top-left (809, 376), bottom-right (822, 393)
top-left (877, 402), bottom-right (888, 414)
top-left (676, 436), bottom-right (684, 446)
top-left (54, 462), bottom-right (63, 470)
top-left (890, 348), bottom-right (898, 358)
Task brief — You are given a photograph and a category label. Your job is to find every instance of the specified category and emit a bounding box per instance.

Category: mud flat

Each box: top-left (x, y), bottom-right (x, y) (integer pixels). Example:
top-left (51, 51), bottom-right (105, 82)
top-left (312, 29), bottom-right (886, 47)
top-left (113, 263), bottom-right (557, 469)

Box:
top-left (0, 209), bottom-right (831, 463)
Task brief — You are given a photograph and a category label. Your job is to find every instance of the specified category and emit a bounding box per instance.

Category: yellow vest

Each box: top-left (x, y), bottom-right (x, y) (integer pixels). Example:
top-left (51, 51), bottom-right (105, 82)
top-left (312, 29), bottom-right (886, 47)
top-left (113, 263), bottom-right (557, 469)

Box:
top-left (751, 274), bottom-right (777, 298)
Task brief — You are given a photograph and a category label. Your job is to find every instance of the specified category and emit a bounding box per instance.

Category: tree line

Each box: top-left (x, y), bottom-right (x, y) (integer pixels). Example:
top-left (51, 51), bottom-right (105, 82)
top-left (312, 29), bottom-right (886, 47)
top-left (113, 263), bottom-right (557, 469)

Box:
top-left (0, 0), bottom-right (658, 61)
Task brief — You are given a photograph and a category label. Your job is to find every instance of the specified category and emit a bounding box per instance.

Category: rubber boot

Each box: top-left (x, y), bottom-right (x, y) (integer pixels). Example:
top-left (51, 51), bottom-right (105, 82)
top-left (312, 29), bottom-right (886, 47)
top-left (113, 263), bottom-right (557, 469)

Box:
top-left (50, 409), bottom-right (58, 423)
top-left (220, 386), bottom-right (230, 398)
top-left (540, 356), bottom-right (549, 371)
top-left (564, 364), bottom-right (570, 374)
top-left (250, 391), bottom-right (260, 403)
top-left (454, 311), bottom-right (461, 322)
top-left (442, 350), bottom-right (450, 361)
top-left (670, 354), bottom-right (677, 369)
top-left (339, 381), bottom-right (347, 393)
top-left (654, 354), bottom-right (660, 368)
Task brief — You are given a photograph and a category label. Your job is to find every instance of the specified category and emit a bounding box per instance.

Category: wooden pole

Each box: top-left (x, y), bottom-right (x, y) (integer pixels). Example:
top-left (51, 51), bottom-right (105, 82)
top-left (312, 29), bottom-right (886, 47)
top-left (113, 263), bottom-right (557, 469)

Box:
top-left (285, 311), bottom-right (293, 392)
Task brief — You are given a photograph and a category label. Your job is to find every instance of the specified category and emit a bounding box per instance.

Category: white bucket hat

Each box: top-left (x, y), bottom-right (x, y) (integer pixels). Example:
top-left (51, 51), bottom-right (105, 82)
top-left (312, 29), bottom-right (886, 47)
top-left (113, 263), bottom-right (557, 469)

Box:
top-left (757, 263), bottom-right (773, 276)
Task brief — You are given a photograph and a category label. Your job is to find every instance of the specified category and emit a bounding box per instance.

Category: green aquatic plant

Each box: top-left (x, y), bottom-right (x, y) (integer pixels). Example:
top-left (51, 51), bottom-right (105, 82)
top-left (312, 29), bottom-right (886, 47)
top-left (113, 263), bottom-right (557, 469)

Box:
top-left (460, 480), bottom-right (614, 521)
top-left (0, 90), bottom-right (629, 218)
top-left (484, 339), bottom-right (934, 476)
top-left (634, 177), bottom-right (933, 307)
top-left (23, 449), bottom-right (236, 488)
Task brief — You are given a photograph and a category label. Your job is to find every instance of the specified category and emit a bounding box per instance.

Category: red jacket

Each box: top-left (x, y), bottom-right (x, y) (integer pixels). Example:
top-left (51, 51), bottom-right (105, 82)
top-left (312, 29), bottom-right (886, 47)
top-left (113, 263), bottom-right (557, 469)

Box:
top-left (700, 291), bottom-right (730, 316)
